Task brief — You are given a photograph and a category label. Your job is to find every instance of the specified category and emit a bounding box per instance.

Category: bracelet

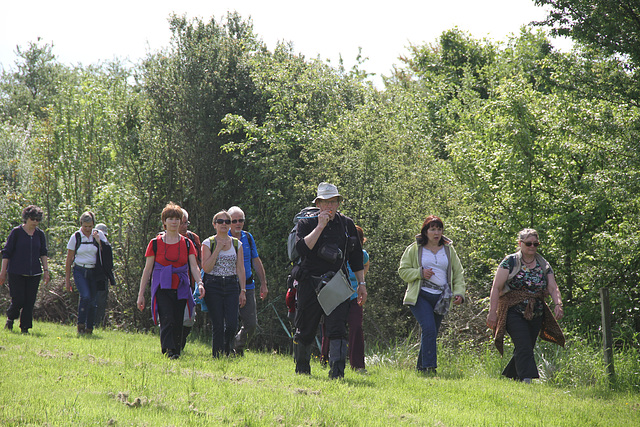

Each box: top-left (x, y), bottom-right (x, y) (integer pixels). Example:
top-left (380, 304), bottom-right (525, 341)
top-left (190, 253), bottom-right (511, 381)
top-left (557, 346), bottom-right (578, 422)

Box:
top-left (358, 281), bottom-right (366, 286)
top-left (43, 269), bottom-right (49, 272)
top-left (556, 303), bottom-right (563, 307)
top-left (240, 289), bottom-right (246, 292)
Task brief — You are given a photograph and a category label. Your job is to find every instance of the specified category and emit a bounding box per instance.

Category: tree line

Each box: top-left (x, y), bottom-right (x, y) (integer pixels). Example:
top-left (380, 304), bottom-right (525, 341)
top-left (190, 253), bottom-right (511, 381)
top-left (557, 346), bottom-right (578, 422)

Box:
top-left (1, 8), bottom-right (639, 350)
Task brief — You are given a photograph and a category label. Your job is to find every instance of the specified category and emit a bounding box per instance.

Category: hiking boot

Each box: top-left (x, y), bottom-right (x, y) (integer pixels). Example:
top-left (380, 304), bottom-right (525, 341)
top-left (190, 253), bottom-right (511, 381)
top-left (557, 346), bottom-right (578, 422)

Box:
top-left (418, 367), bottom-right (437, 377)
top-left (77, 323), bottom-right (86, 334)
top-left (85, 328), bottom-right (93, 335)
top-left (4, 319), bottom-right (13, 330)
top-left (328, 360), bottom-right (346, 379)
top-left (21, 328), bottom-right (30, 335)
top-left (328, 339), bottom-right (348, 379)
top-left (293, 341), bottom-right (312, 374)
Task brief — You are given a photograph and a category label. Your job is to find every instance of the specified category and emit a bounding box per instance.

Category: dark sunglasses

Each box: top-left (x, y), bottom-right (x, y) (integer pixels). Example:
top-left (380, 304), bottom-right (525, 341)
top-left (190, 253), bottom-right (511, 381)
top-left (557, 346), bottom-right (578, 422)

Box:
top-left (215, 219), bottom-right (231, 225)
top-left (231, 218), bottom-right (245, 224)
top-left (522, 241), bottom-right (540, 247)
top-left (29, 217), bottom-right (42, 222)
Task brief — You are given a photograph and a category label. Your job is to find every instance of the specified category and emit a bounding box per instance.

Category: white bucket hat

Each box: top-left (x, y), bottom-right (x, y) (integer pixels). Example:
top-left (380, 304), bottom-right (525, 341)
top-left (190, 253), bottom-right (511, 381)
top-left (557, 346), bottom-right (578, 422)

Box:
top-left (95, 223), bottom-right (109, 235)
top-left (313, 182), bottom-right (344, 204)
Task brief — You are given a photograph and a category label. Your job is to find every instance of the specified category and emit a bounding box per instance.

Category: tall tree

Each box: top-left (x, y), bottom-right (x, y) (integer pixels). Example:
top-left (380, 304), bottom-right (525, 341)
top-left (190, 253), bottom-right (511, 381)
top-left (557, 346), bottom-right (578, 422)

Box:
top-left (535, 0), bottom-right (640, 69)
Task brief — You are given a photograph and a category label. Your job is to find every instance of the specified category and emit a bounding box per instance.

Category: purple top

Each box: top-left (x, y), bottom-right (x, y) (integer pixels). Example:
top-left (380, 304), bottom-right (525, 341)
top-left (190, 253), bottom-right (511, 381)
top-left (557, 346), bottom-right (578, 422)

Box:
top-left (150, 262), bottom-right (194, 325)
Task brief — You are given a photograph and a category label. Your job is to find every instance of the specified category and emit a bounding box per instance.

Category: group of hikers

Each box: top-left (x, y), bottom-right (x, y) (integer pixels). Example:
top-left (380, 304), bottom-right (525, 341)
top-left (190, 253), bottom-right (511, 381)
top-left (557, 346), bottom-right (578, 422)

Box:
top-left (2, 182), bottom-right (565, 382)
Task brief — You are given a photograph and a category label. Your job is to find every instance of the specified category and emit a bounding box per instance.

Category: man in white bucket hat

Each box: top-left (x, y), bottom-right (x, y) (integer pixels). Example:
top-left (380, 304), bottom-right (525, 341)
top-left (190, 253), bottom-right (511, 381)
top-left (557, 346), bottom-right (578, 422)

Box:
top-left (292, 182), bottom-right (367, 378)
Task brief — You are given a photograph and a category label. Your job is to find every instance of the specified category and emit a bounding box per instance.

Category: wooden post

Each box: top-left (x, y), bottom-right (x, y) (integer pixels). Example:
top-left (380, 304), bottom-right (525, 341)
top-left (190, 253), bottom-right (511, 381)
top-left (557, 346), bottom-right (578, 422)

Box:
top-left (599, 288), bottom-right (615, 380)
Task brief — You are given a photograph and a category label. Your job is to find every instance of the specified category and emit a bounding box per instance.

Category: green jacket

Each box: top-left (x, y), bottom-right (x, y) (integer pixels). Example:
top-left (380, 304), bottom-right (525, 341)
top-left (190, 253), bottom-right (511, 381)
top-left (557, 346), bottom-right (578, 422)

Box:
top-left (398, 240), bottom-right (466, 306)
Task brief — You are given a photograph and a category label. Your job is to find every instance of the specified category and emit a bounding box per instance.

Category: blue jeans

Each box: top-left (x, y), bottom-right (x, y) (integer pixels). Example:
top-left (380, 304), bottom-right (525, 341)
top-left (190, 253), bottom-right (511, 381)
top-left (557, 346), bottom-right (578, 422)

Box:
top-left (73, 265), bottom-right (98, 329)
top-left (410, 290), bottom-right (444, 370)
top-left (203, 275), bottom-right (240, 358)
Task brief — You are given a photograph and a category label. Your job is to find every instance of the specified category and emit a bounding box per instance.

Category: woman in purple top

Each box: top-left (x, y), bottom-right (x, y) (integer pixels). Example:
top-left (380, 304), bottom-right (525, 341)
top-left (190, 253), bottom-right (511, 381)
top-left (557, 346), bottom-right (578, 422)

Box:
top-left (1, 205), bottom-right (50, 334)
top-left (137, 202), bottom-right (204, 359)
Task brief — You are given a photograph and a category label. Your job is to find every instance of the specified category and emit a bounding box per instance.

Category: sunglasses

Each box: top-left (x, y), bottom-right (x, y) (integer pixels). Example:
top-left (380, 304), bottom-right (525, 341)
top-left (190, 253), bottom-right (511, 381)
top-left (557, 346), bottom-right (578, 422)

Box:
top-left (29, 217), bottom-right (42, 222)
top-left (215, 219), bottom-right (231, 225)
top-left (522, 241), bottom-right (540, 247)
top-left (231, 218), bottom-right (245, 224)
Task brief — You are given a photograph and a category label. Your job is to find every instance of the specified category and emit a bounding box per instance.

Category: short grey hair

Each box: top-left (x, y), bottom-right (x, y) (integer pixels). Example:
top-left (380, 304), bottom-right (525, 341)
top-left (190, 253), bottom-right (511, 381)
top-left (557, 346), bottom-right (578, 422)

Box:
top-left (79, 211), bottom-right (96, 225)
top-left (518, 228), bottom-right (539, 241)
top-left (227, 206), bottom-right (245, 218)
top-left (181, 208), bottom-right (189, 221)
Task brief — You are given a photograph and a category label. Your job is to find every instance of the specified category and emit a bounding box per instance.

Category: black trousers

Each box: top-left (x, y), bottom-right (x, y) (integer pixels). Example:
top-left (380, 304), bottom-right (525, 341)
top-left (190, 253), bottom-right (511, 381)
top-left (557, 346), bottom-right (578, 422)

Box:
top-left (293, 276), bottom-right (349, 346)
top-left (155, 289), bottom-right (186, 355)
top-left (7, 273), bottom-right (41, 330)
top-left (502, 307), bottom-right (543, 380)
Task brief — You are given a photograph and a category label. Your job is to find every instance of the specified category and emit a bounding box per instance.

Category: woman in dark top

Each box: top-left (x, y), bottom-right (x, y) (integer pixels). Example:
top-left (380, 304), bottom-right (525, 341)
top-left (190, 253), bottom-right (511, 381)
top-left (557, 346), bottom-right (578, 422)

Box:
top-left (1, 205), bottom-right (49, 334)
top-left (486, 228), bottom-right (564, 383)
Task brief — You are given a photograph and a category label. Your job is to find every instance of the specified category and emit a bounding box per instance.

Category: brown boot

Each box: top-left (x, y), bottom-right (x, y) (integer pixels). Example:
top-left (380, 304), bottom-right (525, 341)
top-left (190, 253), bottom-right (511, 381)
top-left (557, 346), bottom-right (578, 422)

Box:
top-left (77, 323), bottom-right (86, 334)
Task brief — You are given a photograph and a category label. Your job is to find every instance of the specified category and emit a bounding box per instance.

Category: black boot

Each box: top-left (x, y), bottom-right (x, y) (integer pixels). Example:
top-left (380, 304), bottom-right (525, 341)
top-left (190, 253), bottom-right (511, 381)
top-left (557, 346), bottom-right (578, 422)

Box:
top-left (329, 359), bottom-right (346, 379)
top-left (294, 341), bottom-right (312, 374)
top-left (328, 339), bottom-right (348, 379)
top-left (5, 319), bottom-right (13, 330)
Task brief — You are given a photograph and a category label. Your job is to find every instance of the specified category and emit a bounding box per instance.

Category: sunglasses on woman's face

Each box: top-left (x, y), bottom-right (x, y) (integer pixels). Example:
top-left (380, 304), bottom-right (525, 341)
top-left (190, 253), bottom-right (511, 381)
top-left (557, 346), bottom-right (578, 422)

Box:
top-left (522, 241), bottom-right (540, 247)
top-left (215, 219), bottom-right (231, 225)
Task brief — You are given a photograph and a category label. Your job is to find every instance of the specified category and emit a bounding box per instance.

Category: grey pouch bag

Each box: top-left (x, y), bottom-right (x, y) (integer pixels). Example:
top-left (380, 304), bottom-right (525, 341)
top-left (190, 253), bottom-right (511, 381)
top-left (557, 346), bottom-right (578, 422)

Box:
top-left (317, 269), bottom-right (353, 315)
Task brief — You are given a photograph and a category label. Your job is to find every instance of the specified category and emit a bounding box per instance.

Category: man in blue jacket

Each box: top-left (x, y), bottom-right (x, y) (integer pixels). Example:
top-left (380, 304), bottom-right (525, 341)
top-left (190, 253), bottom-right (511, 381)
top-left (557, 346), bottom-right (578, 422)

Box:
top-left (228, 206), bottom-right (268, 356)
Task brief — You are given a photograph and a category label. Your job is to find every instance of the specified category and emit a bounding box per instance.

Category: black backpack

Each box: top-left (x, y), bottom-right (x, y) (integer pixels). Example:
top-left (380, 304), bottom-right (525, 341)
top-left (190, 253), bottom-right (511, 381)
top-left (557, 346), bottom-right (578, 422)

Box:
top-left (74, 231), bottom-right (109, 281)
top-left (151, 232), bottom-right (192, 256)
top-left (287, 206), bottom-right (320, 263)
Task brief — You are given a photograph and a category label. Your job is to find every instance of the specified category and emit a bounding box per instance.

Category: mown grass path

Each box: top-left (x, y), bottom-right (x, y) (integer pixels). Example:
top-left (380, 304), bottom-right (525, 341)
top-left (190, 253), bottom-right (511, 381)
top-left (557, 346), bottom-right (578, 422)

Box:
top-left (1, 322), bottom-right (638, 426)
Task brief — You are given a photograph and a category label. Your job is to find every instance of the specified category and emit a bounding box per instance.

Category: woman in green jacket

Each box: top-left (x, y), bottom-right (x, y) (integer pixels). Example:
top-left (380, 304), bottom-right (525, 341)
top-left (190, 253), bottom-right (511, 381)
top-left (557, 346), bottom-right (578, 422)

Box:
top-left (398, 215), bottom-right (466, 374)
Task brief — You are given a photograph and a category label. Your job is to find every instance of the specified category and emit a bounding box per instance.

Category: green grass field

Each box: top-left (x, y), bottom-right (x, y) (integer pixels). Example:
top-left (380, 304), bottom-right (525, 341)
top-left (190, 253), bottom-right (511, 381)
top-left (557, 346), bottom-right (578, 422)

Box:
top-left (1, 322), bottom-right (638, 426)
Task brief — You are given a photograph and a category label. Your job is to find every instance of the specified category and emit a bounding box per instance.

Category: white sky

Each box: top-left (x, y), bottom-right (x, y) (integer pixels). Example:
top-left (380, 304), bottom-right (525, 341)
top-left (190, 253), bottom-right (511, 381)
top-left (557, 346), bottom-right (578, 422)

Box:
top-left (0, 0), bottom-right (571, 87)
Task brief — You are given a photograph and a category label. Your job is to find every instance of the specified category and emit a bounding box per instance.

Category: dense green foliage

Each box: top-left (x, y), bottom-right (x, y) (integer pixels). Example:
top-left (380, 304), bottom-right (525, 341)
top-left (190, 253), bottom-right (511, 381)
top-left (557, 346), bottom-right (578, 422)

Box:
top-left (1, 11), bottom-right (639, 356)
top-left (534, 0), bottom-right (640, 69)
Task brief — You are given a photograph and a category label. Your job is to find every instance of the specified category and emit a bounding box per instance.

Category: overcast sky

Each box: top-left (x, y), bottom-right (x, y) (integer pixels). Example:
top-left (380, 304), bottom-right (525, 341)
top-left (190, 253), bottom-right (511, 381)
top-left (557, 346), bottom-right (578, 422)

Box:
top-left (0, 0), bottom-right (571, 86)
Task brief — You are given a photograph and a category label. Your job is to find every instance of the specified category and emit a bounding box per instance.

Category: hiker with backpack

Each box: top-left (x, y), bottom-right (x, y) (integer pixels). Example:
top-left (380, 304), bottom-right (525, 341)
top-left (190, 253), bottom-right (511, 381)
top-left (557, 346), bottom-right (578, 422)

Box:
top-left (228, 206), bottom-right (268, 357)
top-left (179, 208), bottom-right (202, 351)
top-left (94, 223), bottom-right (116, 328)
top-left (65, 211), bottom-right (110, 335)
top-left (137, 203), bottom-right (203, 359)
top-left (292, 182), bottom-right (366, 379)
top-left (201, 210), bottom-right (246, 358)
top-left (1, 205), bottom-right (50, 334)
top-left (486, 228), bottom-right (564, 383)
